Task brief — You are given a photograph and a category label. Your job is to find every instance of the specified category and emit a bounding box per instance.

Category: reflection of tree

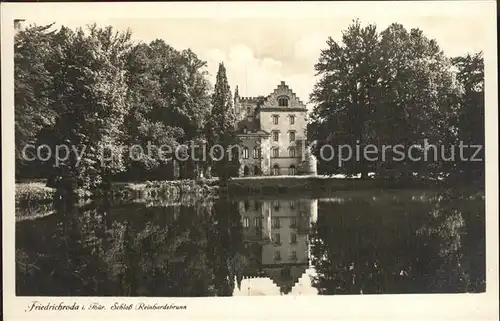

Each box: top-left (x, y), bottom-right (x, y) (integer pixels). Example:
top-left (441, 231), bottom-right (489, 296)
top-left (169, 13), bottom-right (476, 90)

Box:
top-left (17, 196), bottom-right (113, 295)
top-left (16, 195), bottom-right (246, 296)
top-left (310, 190), bottom-right (485, 294)
top-left (415, 189), bottom-right (485, 292)
top-left (207, 197), bottom-right (245, 296)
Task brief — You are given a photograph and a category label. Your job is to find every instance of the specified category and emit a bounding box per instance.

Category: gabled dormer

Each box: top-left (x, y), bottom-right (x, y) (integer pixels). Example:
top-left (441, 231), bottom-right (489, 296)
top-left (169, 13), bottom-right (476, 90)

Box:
top-left (259, 81), bottom-right (307, 111)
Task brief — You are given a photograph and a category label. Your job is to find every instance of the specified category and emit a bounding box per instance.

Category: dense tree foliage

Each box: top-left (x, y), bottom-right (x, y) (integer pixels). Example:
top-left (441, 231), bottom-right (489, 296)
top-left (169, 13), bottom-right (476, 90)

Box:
top-left (309, 20), bottom-right (484, 185)
top-left (451, 52), bottom-right (485, 184)
top-left (14, 23), bottom-right (57, 177)
top-left (46, 25), bottom-right (132, 190)
top-left (15, 21), bottom-right (484, 189)
top-left (15, 23), bottom-right (214, 189)
top-left (122, 41), bottom-right (211, 181)
top-left (205, 63), bottom-right (240, 182)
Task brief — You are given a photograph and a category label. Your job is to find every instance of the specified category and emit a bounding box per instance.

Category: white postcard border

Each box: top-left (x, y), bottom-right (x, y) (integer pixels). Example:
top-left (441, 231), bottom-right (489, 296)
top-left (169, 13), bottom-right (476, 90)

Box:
top-left (2, 2), bottom-right (498, 321)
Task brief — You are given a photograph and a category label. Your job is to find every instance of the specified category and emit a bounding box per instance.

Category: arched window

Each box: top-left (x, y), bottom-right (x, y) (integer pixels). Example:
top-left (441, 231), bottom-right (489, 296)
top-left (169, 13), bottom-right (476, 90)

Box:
top-left (253, 147), bottom-right (261, 159)
top-left (243, 147), bottom-right (249, 159)
top-left (246, 106), bottom-right (251, 114)
top-left (272, 164), bottom-right (280, 176)
top-left (254, 165), bottom-right (261, 176)
top-left (278, 96), bottom-right (289, 107)
top-left (289, 165), bottom-right (296, 175)
top-left (243, 166), bottom-right (249, 176)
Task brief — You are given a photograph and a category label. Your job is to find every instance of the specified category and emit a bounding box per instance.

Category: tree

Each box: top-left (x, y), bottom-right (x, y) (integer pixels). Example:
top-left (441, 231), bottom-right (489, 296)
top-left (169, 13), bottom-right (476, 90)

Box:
top-left (451, 52), bottom-right (484, 185)
top-left (309, 21), bottom-right (461, 182)
top-left (205, 63), bottom-right (240, 182)
top-left (122, 41), bottom-right (211, 181)
top-left (376, 24), bottom-right (458, 181)
top-left (47, 25), bottom-right (132, 191)
top-left (309, 20), bottom-right (381, 178)
top-left (14, 23), bottom-right (57, 178)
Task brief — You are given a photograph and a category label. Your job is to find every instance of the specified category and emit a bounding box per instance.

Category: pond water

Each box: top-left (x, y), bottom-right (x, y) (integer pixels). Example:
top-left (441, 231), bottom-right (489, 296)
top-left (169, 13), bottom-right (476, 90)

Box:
top-left (15, 189), bottom-right (485, 296)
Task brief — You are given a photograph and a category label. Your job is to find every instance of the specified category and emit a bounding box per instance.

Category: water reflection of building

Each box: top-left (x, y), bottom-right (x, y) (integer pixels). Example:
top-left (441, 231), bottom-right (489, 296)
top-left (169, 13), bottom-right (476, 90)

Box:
top-left (235, 199), bottom-right (318, 295)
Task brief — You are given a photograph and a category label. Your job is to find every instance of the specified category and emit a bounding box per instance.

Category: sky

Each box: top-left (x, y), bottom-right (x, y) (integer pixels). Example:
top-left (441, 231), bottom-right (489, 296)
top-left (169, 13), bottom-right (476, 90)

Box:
top-left (24, 16), bottom-right (487, 110)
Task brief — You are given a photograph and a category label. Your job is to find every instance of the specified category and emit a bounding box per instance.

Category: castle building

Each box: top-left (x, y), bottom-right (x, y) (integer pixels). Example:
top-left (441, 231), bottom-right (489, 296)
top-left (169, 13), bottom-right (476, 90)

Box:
top-left (234, 81), bottom-right (317, 177)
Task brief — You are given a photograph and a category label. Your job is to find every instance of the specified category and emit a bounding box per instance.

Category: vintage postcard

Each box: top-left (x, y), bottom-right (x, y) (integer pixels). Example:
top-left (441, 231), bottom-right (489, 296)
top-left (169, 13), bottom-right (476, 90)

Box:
top-left (1, 1), bottom-right (498, 321)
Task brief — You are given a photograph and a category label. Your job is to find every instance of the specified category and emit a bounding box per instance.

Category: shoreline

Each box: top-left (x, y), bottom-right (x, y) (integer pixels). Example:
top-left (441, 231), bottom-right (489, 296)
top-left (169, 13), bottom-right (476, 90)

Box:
top-left (15, 176), bottom-right (484, 222)
top-left (16, 175), bottom-right (483, 203)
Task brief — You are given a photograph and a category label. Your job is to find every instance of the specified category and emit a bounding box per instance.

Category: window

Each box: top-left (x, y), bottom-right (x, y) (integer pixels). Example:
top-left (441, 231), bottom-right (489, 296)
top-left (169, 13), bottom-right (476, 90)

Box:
top-left (272, 115), bottom-right (279, 125)
top-left (254, 165), bottom-right (261, 176)
top-left (254, 201), bottom-right (262, 211)
top-left (243, 147), bottom-right (249, 159)
top-left (290, 217), bottom-right (297, 227)
top-left (289, 201), bottom-right (296, 210)
top-left (289, 115), bottom-right (295, 125)
top-left (273, 201), bottom-right (280, 211)
top-left (290, 233), bottom-right (297, 244)
top-left (278, 97), bottom-right (289, 107)
top-left (272, 131), bottom-right (279, 142)
top-left (243, 217), bottom-right (250, 228)
top-left (289, 131), bottom-right (296, 142)
top-left (246, 106), bottom-right (250, 114)
top-left (243, 166), bottom-right (250, 176)
top-left (272, 148), bottom-right (279, 158)
top-left (272, 216), bottom-right (280, 228)
top-left (275, 251), bottom-right (282, 260)
top-left (289, 165), bottom-right (296, 175)
top-left (272, 164), bottom-right (280, 175)
top-left (273, 233), bottom-right (281, 244)
top-left (255, 217), bottom-right (262, 228)
top-left (244, 201), bottom-right (250, 211)
top-left (291, 251), bottom-right (297, 260)
top-left (253, 147), bottom-right (260, 159)
top-left (288, 147), bottom-right (296, 158)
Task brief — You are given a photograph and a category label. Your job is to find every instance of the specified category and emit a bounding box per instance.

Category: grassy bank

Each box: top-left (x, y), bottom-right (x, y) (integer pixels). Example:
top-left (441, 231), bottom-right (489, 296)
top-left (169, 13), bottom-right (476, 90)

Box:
top-left (225, 175), bottom-right (437, 196)
top-left (15, 178), bottom-right (219, 206)
top-left (15, 175), bottom-right (480, 207)
top-left (15, 178), bottom-right (219, 221)
top-left (106, 178), bottom-right (219, 201)
top-left (16, 181), bottom-right (56, 205)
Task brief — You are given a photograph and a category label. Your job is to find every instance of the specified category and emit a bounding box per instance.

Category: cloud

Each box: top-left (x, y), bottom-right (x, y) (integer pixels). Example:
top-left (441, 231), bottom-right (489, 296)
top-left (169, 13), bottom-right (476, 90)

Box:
top-left (201, 44), bottom-right (314, 110)
top-left (23, 16), bottom-right (487, 113)
top-left (294, 33), bottom-right (327, 62)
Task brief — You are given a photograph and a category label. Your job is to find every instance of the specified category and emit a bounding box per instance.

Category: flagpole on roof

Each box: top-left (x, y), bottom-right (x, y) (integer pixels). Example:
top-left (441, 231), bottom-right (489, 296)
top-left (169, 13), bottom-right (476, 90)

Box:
top-left (245, 67), bottom-right (248, 96)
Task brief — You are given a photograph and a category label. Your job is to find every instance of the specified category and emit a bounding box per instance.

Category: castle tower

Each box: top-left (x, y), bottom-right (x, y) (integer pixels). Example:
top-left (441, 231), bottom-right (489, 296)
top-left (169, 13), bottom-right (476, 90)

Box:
top-left (234, 81), bottom-right (309, 177)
